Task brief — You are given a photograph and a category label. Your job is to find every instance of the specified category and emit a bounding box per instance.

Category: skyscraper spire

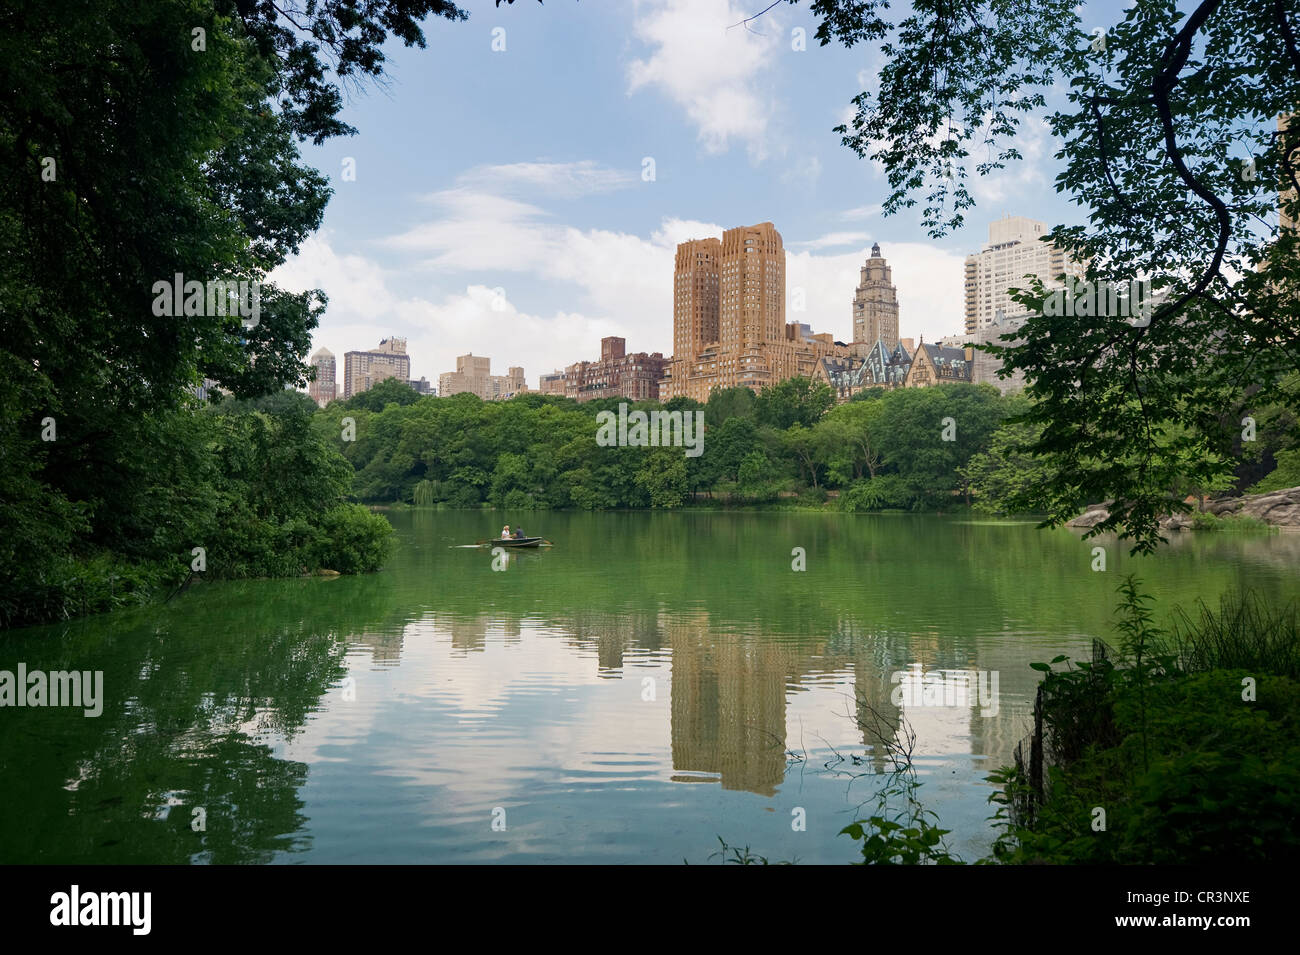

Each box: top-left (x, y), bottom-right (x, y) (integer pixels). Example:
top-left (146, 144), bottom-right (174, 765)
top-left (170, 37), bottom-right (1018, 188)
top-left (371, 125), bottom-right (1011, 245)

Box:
top-left (852, 243), bottom-right (899, 348)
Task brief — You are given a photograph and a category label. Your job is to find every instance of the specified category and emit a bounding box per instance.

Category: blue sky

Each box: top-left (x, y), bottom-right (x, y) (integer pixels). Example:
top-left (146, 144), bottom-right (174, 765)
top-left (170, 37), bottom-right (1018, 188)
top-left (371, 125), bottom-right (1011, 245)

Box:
top-left (271, 0), bottom-right (1131, 386)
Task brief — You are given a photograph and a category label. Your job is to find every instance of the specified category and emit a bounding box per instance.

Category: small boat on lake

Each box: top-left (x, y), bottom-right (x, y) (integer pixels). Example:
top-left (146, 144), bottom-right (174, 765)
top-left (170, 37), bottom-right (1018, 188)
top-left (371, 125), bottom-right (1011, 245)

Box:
top-left (479, 536), bottom-right (547, 548)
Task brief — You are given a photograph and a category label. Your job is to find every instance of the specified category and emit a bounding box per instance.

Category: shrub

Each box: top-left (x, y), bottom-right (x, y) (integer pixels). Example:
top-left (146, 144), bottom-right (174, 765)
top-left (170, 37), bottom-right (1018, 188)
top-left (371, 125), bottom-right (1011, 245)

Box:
top-left (503, 489), bottom-right (533, 509)
top-left (1189, 510), bottom-right (1272, 531)
top-left (840, 475), bottom-right (911, 511)
top-left (1249, 447), bottom-right (1300, 494)
top-left (310, 505), bottom-right (395, 574)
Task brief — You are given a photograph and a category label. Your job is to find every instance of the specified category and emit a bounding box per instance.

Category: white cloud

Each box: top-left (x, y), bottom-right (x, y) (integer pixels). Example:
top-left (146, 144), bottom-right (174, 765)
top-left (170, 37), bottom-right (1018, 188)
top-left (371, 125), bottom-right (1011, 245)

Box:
top-left (386, 189), bottom-right (553, 272)
top-left (790, 231), bottom-right (871, 250)
top-left (273, 215), bottom-right (964, 391)
top-left (970, 112), bottom-right (1050, 206)
top-left (840, 203), bottom-right (882, 220)
top-left (272, 232), bottom-right (631, 383)
top-left (626, 0), bottom-right (783, 158)
top-left (457, 160), bottom-right (637, 199)
top-left (781, 155), bottom-right (822, 186)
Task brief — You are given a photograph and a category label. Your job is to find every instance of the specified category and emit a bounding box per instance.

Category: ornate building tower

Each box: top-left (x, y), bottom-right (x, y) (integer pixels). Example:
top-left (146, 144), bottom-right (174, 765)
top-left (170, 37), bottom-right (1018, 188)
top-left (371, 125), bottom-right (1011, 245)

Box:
top-left (852, 242), bottom-right (900, 348)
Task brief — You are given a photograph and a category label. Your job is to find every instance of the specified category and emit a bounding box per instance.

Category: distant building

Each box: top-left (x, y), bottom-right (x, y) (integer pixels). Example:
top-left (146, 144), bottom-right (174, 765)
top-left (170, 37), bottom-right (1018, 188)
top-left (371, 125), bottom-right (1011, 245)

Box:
top-left (438, 354), bottom-right (527, 400)
top-left (194, 377), bottom-right (223, 402)
top-left (539, 369), bottom-right (567, 396)
top-left (308, 347), bottom-right (337, 405)
top-left (407, 377), bottom-right (434, 396)
top-left (904, 341), bottom-right (972, 387)
top-left (815, 339), bottom-right (912, 401)
top-left (661, 222), bottom-right (853, 401)
top-left (852, 243), bottom-right (900, 349)
top-left (964, 216), bottom-right (1072, 336)
top-left (562, 336), bottom-right (669, 403)
top-left (950, 310), bottom-right (1027, 394)
top-left (343, 337), bottom-right (410, 398)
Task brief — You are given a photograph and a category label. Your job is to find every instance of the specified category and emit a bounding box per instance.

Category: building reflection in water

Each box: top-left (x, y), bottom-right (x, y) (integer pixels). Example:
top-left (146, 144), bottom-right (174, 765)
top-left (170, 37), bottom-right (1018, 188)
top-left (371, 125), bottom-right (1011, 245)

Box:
top-left (425, 608), bottom-right (1038, 799)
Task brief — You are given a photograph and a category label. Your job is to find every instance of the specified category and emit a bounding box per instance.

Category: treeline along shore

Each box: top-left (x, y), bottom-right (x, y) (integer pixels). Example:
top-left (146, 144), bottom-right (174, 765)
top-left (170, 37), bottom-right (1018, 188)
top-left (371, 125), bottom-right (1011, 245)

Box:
top-left (317, 373), bottom-right (1296, 517)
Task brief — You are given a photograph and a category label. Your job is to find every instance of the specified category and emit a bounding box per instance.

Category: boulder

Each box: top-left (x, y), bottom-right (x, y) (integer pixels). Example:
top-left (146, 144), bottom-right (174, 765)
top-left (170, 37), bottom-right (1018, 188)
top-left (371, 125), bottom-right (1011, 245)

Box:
top-left (1067, 506), bottom-right (1111, 528)
top-left (1068, 487), bottom-right (1300, 529)
top-left (1206, 486), bottom-right (1300, 526)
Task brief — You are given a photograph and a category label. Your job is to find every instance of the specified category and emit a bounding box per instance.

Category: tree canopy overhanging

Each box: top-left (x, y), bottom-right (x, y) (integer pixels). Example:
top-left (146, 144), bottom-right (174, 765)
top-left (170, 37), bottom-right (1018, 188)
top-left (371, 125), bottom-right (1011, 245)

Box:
top-left (0, 0), bottom-right (508, 625)
top-left (790, 0), bottom-right (1300, 552)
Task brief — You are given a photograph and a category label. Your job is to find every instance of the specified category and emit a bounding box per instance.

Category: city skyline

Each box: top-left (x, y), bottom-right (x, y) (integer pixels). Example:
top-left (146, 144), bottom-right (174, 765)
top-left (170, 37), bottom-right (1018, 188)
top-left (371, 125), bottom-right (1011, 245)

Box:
top-left (309, 211), bottom-right (1060, 400)
top-left (265, 1), bottom-right (1100, 388)
top-left (306, 212), bottom-right (1061, 397)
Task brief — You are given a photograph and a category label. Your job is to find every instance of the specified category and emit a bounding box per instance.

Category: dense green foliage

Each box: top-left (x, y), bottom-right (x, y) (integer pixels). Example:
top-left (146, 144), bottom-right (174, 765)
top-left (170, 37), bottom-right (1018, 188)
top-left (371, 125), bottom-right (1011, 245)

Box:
top-left (316, 379), bottom-right (1027, 511)
top-left (1249, 447), bottom-right (1300, 493)
top-left (990, 581), bottom-right (1300, 864)
top-left (0, 397), bottom-right (393, 629)
top-left (0, 0), bottom-right (480, 627)
top-left (798, 0), bottom-right (1300, 553)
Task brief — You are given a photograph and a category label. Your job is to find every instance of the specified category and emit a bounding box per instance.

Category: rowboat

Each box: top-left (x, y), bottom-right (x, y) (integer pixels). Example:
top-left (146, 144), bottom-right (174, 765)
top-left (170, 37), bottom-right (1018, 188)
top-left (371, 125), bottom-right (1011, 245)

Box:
top-left (478, 536), bottom-right (548, 548)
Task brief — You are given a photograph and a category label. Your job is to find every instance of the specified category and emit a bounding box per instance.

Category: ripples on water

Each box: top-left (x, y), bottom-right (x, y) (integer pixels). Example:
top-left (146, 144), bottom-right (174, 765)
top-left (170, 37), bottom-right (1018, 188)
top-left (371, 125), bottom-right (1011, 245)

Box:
top-left (2, 511), bottom-right (1296, 863)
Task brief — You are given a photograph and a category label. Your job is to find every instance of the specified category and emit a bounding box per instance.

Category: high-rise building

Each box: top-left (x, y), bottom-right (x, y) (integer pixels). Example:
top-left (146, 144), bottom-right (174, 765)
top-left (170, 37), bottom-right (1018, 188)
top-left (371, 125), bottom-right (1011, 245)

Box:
top-left (308, 347), bottom-right (337, 406)
top-left (673, 238), bottom-right (720, 364)
top-left (966, 311), bottom-right (1027, 394)
top-left (720, 222), bottom-right (785, 349)
top-left (964, 215), bottom-right (1071, 336)
top-left (661, 222), bottom-right (850, 402)
top-left (343, 337), bottom-right (410, 398)
top-left (852, 242), bottom-right (900, 348)
top-left (407, 377), bottom-right (434, 395)
top-left (562, 336), bottom-right (669, 402)
top-left (438, 354), bottom-right (527, 400)
top-left (492, 367), bottom-right (527, 401)
top-left (539, 369), bottom-right (567, 396)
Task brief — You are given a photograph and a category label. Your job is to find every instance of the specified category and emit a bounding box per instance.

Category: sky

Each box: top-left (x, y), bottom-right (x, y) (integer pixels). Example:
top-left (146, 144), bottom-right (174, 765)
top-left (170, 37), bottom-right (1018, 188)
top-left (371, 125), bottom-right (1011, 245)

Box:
top-left (269, 0), bottom-right (1127, 387)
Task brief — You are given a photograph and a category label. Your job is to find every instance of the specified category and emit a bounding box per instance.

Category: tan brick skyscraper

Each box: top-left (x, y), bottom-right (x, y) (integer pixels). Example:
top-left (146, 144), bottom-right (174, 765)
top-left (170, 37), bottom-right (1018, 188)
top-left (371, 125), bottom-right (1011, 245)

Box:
top-left (719, 222), bottom-right (784, 349)
top-left (662, 222), bottom-right (847, 401)
top-left (673, 238), bottom-right (720, 361)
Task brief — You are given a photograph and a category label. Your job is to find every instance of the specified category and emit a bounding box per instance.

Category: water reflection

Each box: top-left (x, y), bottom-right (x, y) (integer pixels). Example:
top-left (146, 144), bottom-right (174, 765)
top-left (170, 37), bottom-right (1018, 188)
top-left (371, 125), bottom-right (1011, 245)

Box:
top-left (1, 510), bottom-right (1295, 864)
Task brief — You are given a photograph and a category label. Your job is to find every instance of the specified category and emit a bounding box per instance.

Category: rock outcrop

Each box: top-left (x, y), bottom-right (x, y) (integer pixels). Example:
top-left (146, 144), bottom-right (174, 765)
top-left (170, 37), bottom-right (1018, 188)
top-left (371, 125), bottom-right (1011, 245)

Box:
top-left (1203, 486), bottom-right (1300, 525)
top-left (1066, 487), bottom-right (1300, 529)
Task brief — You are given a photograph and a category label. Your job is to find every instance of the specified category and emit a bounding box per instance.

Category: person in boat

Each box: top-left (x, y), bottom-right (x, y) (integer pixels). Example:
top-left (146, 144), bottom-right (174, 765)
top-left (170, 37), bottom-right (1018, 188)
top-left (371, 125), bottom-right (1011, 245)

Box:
top-left (513, 527), bottom-right (525, 539)
top-left (501, 524), bottom-right (511, 539)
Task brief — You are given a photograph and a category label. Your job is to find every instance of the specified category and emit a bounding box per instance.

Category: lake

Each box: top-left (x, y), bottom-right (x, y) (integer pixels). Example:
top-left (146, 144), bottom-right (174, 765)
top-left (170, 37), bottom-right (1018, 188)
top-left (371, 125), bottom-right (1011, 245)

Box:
top-left (2, 510), bottom-right (1298, 864)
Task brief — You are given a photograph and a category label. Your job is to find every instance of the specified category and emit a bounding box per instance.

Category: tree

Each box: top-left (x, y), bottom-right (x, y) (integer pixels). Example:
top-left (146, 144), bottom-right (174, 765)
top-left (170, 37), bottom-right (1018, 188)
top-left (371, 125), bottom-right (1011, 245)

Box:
top-left (704, 416), bottom-right (760, 486)
top-left (705, 386), bottom-right (758, 427)
top-left (819, 399), bottom-right (886, 483)
top-left (737, 450), bottom-right (778, 503)
top-left (783, 423), bottom-right (824, 490)
top-left (755, 376), bottom-right (835, 430)
top-left (798, 0), bottom-right (1300, 552)
top-left (960, 420), bottom-right (1056, 515)
top-left (635, 448), bottom-right (688, 508)
top-left (0, 0), bottom-right (486, 622)
top-left (663, 395), bottom-right (704, 415)
top-left (343, 377), bottom-right (422, 412)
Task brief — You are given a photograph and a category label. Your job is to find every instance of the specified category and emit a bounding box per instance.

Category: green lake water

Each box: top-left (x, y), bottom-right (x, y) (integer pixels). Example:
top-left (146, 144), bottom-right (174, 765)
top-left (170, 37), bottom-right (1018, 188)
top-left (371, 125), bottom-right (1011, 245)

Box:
top-left (2, 510), bottom-right (1298, 864)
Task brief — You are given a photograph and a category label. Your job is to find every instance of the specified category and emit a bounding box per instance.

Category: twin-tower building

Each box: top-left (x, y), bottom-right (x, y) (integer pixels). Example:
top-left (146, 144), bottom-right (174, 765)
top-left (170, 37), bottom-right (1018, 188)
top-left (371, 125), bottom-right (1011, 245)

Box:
top-left (661, 223), bottom-right (914, 403)
top-left (663, 222), bottom-right (862, 402)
